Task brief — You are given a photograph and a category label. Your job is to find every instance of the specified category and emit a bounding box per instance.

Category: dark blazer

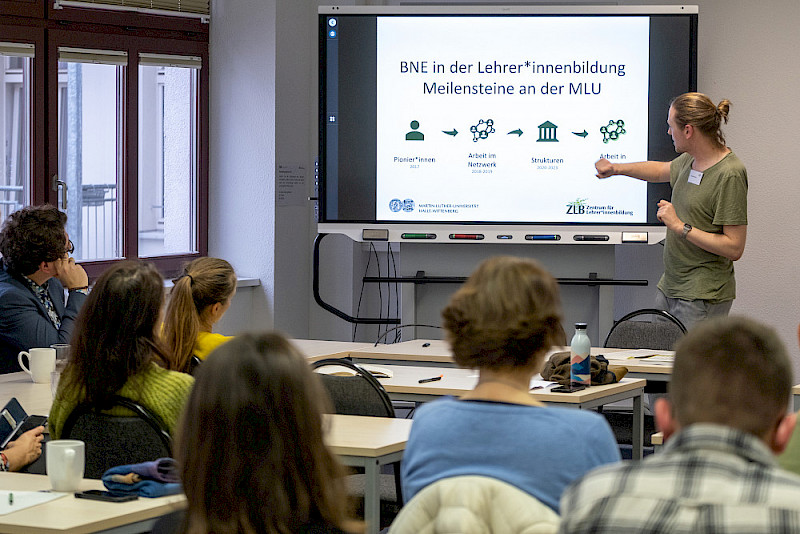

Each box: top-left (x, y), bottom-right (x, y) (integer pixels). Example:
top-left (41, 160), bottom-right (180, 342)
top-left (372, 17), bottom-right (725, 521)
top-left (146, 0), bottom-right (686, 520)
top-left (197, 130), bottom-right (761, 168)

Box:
top-left (0, 263), bottom-right (87, 374)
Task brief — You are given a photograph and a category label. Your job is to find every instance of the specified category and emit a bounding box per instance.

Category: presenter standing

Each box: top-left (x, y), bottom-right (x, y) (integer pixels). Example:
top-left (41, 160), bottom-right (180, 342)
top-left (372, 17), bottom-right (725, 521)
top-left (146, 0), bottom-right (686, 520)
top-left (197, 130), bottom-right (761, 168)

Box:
top-left (595, 92), bottom-right (747, 330)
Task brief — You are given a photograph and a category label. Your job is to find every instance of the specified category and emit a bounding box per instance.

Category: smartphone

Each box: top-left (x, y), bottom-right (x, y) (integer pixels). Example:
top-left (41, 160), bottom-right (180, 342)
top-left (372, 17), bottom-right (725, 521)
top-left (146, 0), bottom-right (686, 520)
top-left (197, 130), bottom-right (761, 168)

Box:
top-left (551, 384), bottom-right (587, 393)
top-left (75, 490), bottom-right (139, 503)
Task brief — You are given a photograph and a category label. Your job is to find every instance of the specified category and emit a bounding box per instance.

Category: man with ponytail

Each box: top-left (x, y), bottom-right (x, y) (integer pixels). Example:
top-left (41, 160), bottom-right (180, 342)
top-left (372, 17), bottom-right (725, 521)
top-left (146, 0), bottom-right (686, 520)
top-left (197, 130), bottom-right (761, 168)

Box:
top-left (162, 257), bottom-right (237, 373)
top-left (595, 92), bottom-right (747, 329)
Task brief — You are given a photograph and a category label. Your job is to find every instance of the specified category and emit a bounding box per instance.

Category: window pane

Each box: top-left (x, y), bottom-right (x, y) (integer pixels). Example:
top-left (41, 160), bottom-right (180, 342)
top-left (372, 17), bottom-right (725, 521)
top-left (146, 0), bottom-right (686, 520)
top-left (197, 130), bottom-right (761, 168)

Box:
top-left (58, 60), bottom-right (123, 261)
top-left (0, 53), bottom-right (31, 225)
top-left (138, 63), bottom-right (197, 257)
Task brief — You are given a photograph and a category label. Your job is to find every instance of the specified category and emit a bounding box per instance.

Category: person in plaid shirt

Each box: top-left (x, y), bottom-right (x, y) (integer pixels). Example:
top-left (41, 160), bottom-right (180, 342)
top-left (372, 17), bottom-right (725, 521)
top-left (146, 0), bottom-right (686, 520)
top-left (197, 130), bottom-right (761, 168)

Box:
top-left (559, 316), bottom-right (800, 534)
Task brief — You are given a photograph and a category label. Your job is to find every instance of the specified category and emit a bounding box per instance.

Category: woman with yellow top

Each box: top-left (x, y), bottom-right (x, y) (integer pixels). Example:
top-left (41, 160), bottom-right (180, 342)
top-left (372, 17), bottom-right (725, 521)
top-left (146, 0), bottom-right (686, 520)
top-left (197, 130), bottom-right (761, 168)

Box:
top-left (162, 257), bottom-right (237, 373)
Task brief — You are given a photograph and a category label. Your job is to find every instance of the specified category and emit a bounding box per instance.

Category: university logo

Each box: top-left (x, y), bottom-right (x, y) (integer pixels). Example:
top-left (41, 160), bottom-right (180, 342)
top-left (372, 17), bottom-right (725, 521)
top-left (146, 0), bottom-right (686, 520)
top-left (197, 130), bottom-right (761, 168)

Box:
top-left (566, 198), bottom-right (587, 215)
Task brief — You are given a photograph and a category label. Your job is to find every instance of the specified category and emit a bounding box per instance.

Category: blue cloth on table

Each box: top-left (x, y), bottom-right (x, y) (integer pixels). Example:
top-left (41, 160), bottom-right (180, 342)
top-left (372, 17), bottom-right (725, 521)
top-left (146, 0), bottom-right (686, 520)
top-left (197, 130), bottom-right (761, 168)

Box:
top-left (101, 457), bottom-right (182, 498)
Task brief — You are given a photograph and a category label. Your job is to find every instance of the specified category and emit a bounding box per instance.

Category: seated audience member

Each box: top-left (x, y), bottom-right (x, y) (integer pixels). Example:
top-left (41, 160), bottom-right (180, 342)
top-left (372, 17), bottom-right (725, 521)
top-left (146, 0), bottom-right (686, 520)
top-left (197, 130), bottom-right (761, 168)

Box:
top-left (162, 257), bottom-right (236, 373)
top-left (152, 332), bottom-right (360, 534)
top-left (559, 316), bottom-right (800, 534)
top-left (779, 322), bottom-right (800, 474)
top-left (49, 261), bottom-right (194, 439)
top-left (0, 205), bottom-right (88, 373)
top-left (401, 256), bottom-right (621, 511)
top-left (0, 426), bottom-right (44, 472)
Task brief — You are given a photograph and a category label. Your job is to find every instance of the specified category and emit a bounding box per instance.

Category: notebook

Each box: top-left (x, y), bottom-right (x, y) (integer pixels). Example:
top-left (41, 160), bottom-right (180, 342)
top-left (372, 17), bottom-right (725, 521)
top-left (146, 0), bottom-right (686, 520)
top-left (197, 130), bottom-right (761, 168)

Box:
top-left (0, 398), bottom-right (47, 449)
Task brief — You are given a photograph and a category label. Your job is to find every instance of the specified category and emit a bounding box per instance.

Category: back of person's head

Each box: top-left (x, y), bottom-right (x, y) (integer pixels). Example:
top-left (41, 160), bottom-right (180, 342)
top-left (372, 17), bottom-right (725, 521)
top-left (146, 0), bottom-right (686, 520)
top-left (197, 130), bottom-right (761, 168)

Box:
top-left (670, 92), bottom-right (731, 147)
top-left (442, 256), bottom-right (563, 370)
top-left (177, 332), bottom-right (358, 534)
top-left (669, 316), bottom-right (791, 438)
top-left (162, 257), bottom-right (236, 372)
top-left (0, 205), bottom-right (68, 275)
top-left (66, 261), bottom-right (168, 406)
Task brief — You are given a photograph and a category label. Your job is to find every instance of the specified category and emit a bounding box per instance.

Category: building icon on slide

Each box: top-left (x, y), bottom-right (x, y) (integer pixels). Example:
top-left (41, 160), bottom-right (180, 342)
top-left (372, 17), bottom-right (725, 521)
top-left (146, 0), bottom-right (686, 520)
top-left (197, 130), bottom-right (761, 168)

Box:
top-left (537, 121), bottom-right (559, 142)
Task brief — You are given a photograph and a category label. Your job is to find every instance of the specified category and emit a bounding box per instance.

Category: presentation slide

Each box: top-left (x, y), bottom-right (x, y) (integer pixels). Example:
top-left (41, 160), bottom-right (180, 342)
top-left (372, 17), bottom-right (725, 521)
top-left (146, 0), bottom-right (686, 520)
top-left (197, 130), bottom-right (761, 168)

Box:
top-left (375, 16), bottom-right (650, 223)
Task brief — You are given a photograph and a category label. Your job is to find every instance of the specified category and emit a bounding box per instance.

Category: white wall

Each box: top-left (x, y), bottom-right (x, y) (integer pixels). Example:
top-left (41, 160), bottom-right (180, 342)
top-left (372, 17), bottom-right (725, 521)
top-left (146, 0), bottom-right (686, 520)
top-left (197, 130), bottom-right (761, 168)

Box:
top-left (616, 0), bottom-right (800, 376)
top-left (210, 0), bottom-right (800, 376)
top-left (209, 0), bottom-right (276, 330)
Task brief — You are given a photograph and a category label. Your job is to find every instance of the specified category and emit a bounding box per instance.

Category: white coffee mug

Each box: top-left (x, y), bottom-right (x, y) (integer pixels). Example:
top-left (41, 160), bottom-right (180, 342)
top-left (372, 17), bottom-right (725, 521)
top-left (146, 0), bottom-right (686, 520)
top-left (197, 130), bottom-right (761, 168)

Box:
top-left (18, 347), bottom-right (56, 383)
top-left (46, 440), bottom-right (85, 492)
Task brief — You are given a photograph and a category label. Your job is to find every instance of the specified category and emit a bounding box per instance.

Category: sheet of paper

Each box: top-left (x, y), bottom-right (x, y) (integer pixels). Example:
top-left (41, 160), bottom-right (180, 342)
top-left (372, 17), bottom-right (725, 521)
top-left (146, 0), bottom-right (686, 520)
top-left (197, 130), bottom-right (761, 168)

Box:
top-left (601, 348), bottom-right (675, 363)
top-left (0, 490), bottom-right (67, 515)
top-left (530, 379), bottom-right (557, 390)
top-left (277, 163), bottom-right (307, 207)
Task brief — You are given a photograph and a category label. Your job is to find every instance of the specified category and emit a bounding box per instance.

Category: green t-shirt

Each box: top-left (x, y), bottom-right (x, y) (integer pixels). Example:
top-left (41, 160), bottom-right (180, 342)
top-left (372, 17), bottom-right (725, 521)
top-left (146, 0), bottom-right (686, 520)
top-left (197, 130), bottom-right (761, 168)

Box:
top-left (779, 415), bottom-right (800, 476)
top-left (657, 151), bottom-right (748, 303)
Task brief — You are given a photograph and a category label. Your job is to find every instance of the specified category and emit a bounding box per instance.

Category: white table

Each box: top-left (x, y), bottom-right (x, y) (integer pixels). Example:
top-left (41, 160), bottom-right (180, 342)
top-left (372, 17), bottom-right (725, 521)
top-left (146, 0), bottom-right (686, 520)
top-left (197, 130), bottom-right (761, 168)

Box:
top-left (290, 338), bottom-right (375, 363)
top-left (0, 472), bottom-right (185, 534)
top-left (350, 339), bottom-right (674, 383)
top-left (0, 375), bottom-right (409, 534)
top-left (325, 414), bottom-right (412, 534)
top-left (366, 364), bottom-right (646, 460)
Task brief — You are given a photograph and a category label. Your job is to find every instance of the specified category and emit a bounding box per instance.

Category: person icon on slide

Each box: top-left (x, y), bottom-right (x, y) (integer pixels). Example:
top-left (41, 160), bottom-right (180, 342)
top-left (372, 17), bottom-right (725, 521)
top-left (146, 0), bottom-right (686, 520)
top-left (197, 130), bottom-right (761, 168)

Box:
top-left (406, 120), bottom-right (424, 141)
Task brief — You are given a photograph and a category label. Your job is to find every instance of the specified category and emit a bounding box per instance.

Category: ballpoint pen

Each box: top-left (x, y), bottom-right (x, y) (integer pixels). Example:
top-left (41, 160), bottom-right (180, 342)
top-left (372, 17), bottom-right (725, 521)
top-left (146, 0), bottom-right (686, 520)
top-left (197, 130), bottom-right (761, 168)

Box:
top-left (418, 374), bottom-right (443, 383)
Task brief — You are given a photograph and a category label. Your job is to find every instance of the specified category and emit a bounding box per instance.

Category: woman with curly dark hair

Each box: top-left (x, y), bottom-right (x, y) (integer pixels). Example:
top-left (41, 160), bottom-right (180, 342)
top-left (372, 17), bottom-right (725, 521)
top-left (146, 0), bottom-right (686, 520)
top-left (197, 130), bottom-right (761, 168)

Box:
top-left (0, 205), bottom-right (88, 373)
top-left (401, 256), bottom-right (620, 511)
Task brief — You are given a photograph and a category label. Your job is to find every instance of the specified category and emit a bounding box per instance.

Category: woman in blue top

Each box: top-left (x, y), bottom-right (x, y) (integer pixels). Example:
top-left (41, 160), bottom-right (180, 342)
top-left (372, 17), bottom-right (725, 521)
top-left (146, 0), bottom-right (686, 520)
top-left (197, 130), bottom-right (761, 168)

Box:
top-left (401, 256), bottom-right (621, 511)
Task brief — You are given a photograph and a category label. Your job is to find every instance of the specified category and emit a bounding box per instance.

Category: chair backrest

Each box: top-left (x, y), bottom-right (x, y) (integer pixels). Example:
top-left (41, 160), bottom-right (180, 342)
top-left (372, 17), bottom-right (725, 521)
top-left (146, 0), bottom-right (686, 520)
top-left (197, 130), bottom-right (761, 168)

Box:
top-left (61, 395), bottom-right (172, 479)
top-left (604, 308), bottom-right (687, 351)
top-left (311, 358), bottom-right (394, 418)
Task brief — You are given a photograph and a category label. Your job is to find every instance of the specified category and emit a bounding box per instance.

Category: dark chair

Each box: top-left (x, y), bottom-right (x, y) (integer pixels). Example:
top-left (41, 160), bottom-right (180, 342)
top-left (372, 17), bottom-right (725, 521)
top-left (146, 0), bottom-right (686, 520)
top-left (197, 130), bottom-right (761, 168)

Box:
top-left (188, 355), bottom-right (202, 375)
top-left (604, 308), bottom-right (687, 351)
top-left (61, 395), bottom-right (172, 479)
top-left (311, 358), bottom-right (403, 522)
top-left (602, 309), bottom-right (687, 454)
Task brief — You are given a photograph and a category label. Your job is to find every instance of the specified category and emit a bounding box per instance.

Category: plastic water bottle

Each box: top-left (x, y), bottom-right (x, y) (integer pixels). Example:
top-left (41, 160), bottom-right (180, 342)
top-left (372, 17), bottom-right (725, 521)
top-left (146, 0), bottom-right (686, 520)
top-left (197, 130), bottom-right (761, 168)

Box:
top-left (570, 323), bottom-right (591, 386)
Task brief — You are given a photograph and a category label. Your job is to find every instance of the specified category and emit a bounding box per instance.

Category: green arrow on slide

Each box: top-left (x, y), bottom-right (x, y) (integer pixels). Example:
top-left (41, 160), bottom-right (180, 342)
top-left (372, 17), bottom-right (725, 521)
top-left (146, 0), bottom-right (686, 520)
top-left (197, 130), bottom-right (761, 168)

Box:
top-left (443, 129), bottom-right (458, 137)
top-left (572, 130), bottom-right (589, 138)
top-left (508, 129), bottom-right (523, 136)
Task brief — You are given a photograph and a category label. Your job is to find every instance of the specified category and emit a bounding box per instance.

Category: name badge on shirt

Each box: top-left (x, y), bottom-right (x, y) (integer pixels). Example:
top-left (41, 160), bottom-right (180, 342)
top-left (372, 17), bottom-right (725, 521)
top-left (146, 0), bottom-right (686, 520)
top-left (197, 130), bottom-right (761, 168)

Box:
top-left (688, 169), bottom-right (703, 185)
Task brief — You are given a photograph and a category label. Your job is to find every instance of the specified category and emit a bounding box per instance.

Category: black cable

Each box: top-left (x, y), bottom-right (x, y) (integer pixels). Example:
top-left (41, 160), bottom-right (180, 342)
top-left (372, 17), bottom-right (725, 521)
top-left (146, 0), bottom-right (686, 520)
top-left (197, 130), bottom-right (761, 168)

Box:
top-left (370, 242), bottom-right (384, 343)
top-left (389, 243), bottom-right (401, 342)
top-left (352, 246), bottom-right (373, 342)
top-left (373, 323), bottom-right (442, 346)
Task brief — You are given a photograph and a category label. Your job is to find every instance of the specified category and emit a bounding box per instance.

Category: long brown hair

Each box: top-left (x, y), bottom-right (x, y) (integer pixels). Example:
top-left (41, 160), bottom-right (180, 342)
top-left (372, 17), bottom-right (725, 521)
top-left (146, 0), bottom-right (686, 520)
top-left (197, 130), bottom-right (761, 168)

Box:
top-left (162, 257), bottom-right (236, 372)
top-left (63, 261), bottom-right (169, 407)
top-left (176, 333), bottom-right (360, 534)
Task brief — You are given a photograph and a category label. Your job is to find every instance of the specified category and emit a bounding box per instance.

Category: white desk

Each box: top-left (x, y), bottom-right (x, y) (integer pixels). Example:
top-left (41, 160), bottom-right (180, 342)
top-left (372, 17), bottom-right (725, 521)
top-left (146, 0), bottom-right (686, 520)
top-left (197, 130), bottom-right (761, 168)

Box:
top-left (350, 339), bottom-right (673, 383)
top-left (368, 364), bottom-right (645, 460)
top-left (290, 339), bottom-right (375, 363)
top-left (0, 372), bottom-right (54, 416)
top-left (0, 472), bottom-right (185, 534)
top-left (0, 374), bottom-right (408, 534)
top-left (325, 414), bottom-right (412, 534)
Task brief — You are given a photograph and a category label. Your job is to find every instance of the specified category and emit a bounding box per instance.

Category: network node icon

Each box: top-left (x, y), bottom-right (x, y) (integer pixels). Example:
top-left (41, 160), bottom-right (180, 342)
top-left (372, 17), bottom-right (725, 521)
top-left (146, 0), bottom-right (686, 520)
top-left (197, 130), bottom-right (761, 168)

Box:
top-left (600, 119), bottom-right (626, 143)
top-left (470, 119), bottom-right (495, 142)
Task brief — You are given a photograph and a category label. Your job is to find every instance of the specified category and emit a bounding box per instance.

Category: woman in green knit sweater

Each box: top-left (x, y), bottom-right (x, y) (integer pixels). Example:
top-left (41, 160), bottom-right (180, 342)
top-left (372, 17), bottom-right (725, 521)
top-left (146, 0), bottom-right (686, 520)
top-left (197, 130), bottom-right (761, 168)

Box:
top-left (49, 261), bottom-right (193, 439)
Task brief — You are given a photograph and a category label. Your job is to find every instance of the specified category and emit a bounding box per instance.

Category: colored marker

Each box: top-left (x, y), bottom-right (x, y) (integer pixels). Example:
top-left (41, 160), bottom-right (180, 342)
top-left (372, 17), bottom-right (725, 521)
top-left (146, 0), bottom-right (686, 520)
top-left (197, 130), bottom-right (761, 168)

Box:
top-left (401, 233), bottom-right (437, 239)
top-left (418, 374), bottom-right (443, 383)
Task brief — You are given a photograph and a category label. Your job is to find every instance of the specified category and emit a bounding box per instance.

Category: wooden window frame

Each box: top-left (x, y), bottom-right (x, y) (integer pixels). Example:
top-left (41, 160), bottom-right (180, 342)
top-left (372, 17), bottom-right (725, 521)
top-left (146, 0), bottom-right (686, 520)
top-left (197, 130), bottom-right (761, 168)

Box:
top-left (1, 3), bottom-right (208, 279)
